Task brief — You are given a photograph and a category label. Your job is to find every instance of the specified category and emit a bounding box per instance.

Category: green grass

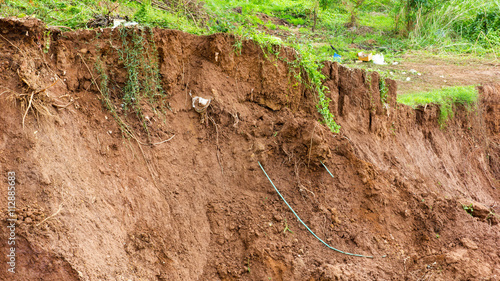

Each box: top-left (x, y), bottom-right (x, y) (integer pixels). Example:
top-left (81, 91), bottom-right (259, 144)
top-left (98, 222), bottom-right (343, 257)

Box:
top-left (0, 0), bottom-right (127, 29)
top-left (0, 0), bottom-right (204, 33)
top-left (3, 0), bottom-right (499, 56)
top-left (397, 85), bottom-right (478, 126)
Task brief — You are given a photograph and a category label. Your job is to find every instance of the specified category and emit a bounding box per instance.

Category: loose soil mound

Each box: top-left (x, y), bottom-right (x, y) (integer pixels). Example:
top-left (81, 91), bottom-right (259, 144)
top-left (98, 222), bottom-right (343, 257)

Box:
top-left (0, 17), bottom-right (499, 280)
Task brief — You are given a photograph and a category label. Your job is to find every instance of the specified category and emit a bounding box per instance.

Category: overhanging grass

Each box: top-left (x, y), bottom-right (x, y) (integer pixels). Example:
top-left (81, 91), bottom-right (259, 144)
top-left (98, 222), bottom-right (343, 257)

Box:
top-left (397, 85), bottom-right (478, 126)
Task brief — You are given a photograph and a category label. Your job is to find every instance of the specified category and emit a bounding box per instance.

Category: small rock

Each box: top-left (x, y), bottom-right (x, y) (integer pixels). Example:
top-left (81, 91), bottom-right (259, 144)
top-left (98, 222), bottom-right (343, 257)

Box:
top-left (273, 214), bottom-right (283, 221)
top-left (40, 172), bottom-right (51, 185)
top-left (298, 248), bottom-right (304, 255)
top-left (293, 257), bottom-right (305, 270)
top-left (254, 140), bottom-right (266, 153)
top-left (79, 48), bottom-right (88, 54)
top-left (322, 264), bottom-right (343, 279)
top-left (25, 217), bottom-right (32, 223)
top-left (445, 248), bottom-right (467, 264)
top-left (409, 69), bottom-right (417, 74)
top-left (460, 238), bottom-right (478, 250)
top-left (406, 77), bottom-right (411, 81)
top-left (331, 214), bottom-right (341, 224)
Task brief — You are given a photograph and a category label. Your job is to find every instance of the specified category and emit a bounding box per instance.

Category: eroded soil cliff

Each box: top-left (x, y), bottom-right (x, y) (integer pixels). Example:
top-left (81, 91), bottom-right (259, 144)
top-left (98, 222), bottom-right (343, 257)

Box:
top-left (0, 17), bottom-right (499, 280)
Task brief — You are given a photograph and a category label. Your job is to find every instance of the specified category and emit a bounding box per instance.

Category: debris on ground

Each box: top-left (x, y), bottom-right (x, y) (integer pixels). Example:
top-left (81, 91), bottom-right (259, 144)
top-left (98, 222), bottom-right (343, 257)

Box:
top-left (372, 53), bottom-right (386, 65)
top-left (357, 51), bottom-right (372, 62)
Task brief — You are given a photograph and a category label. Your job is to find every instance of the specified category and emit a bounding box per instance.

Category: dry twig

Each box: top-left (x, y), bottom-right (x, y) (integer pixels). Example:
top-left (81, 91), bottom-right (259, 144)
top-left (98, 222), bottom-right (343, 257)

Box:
top-left (36, 203), bottom-right (63, 226)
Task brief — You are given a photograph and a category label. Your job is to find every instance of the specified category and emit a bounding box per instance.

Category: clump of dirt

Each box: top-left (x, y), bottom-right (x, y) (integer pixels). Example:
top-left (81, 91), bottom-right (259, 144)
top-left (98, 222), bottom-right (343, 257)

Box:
top-left (0, 17), bottom-right (499, 281)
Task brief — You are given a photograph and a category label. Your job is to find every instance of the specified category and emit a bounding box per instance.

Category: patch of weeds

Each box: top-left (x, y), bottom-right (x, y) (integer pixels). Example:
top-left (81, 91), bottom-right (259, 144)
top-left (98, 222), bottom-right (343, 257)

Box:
top-left (462, 203), bottom-right (474, 216)
top-left (264, 21), bottom-right (277, 30)
top-left (290, 44), bottom-right (340, 133)
top-left (117, 26), bottom-right (166, 136)
top-left (435, 233), bottom-right (440, 239)
top-left (92, 26), bottom-right (168, 141)
top-left (246, 257), bottom-right (251, 273)
top-left (317, 84), bottom-right (340, 133)
top-left (397, 85), bottom-right (478, 127)
top-left (486, 211), bottom-right (497, 222)
top-left (43, 30), bottom-right (51, 53)
top-left (283, 218), bottom-right (293, 234)
top-left (94, 55), bottom-right (134, 138)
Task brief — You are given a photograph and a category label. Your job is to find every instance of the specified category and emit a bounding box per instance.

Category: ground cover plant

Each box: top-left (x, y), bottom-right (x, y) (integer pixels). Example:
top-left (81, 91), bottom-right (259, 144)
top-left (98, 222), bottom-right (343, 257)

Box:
top-left (398, 85), bottom-right (478, 126)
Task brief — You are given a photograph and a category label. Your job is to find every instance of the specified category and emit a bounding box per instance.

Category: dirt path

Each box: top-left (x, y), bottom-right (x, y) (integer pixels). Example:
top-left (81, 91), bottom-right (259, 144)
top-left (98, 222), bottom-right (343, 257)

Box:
top-left (347, 53), bottom-right (500, 94)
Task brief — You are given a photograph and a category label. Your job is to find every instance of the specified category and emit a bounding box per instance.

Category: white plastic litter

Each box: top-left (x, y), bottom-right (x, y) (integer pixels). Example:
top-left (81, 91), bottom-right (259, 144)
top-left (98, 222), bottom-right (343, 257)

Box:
top-left (192, 96), bottom-right (212, 113)
top-left (372, 54), bottom-right (386, 65)
top-left (112, 19), bottom-right (138, 29)
top-left (193, 96), bottom-right (210, 107)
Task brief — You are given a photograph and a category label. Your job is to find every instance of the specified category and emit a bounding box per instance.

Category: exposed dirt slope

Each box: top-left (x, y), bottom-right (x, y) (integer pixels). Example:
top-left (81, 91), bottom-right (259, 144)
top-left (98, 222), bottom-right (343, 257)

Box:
top-left (0, 17), bottom-right (499, 281)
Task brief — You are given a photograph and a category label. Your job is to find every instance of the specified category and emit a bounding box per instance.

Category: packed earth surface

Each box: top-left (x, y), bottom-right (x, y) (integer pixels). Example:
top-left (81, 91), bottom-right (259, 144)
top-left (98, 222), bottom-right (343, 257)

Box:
top-left (0, 17), bottom-right (499, 281)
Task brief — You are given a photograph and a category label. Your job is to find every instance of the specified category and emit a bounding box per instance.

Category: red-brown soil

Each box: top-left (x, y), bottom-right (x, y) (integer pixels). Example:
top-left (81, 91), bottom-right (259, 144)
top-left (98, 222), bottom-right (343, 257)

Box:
top-left (0, 17), bottom-right (499, 281)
